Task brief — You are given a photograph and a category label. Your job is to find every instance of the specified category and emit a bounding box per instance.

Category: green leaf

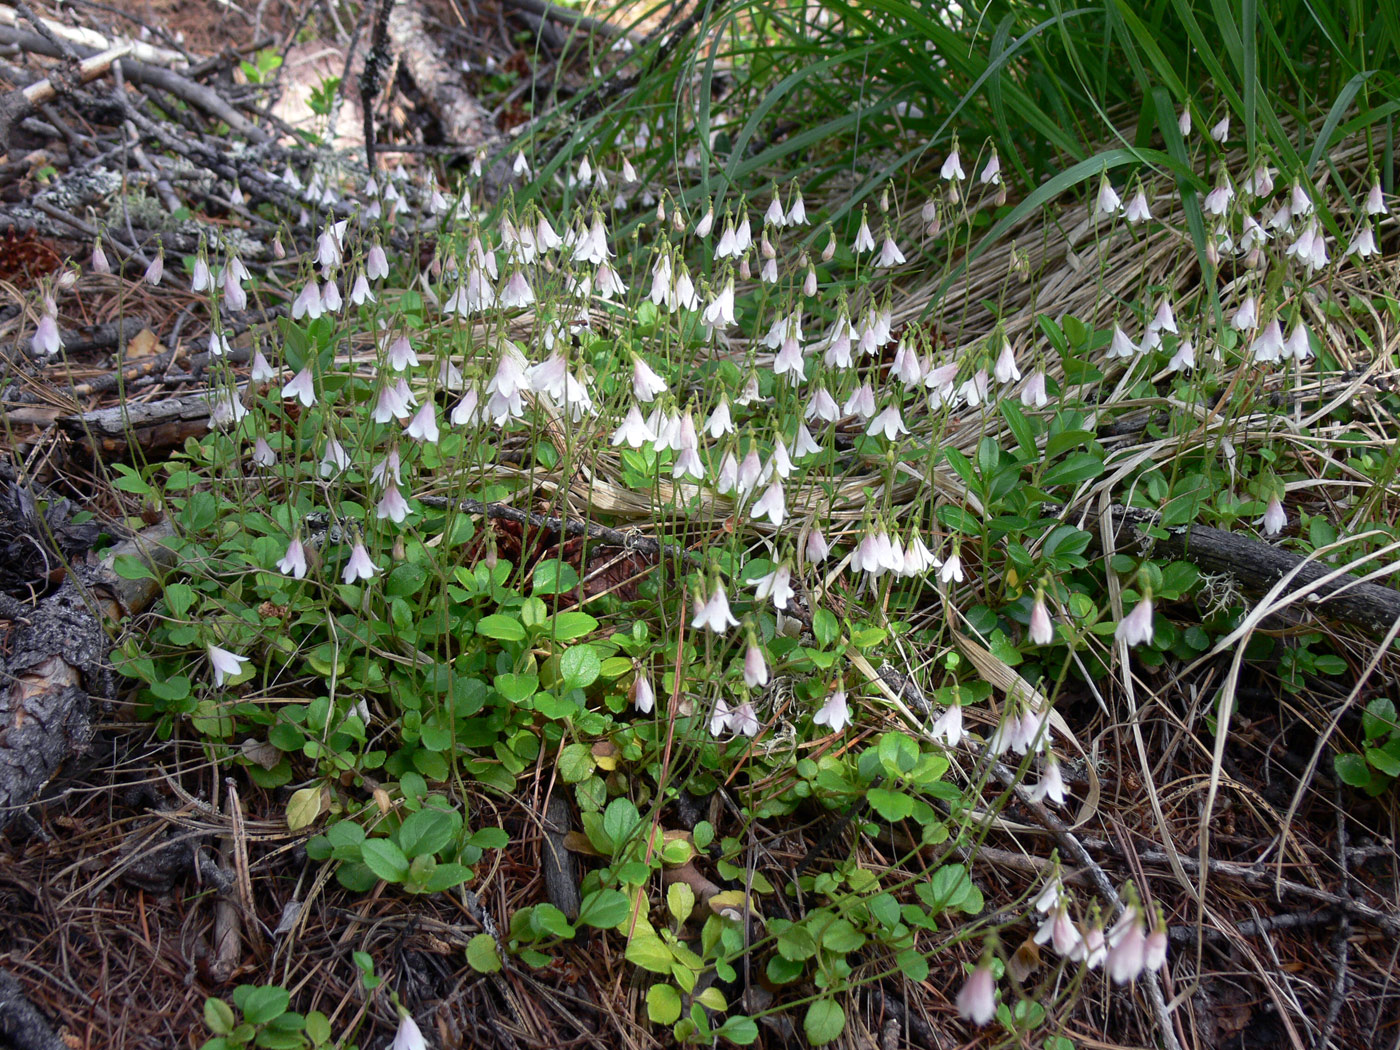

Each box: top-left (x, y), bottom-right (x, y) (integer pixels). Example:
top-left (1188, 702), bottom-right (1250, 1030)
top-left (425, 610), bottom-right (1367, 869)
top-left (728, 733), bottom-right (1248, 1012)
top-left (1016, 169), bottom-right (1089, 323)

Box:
top-left (422, 863), bottom-right (473, 893)
top-left (531, 903), bottom-right (575, 938)
top-left (667, 882), bottom-right (695, 925)
top-left (988, 630), bottom-right (1023, 667)
top-left (533, 560), bottom-right (580, 595)
top-left (850, 626), bottom-right (887, 649)
top-left (625, 933), bottom-right (675, 974)
top-left (304, 1011), bottom-right (331, 1044)
top-left (767, 954), bottom-right (805, 985)
top-left (203, 998), bottom-right (236, 1035)
top-left (164, 582), bottom-right (195, 617)
top-left (1363, 698), bottom-right (1398, 741)
top-left (1040, 451), bottom-right (1105, 489)
top-left (558, 742), bottom-right (597, 783)
top-left (936, 505), bottom-right (982, 534)
top-left (999, 399), bottom-right (1039, 459)
top-left (713, 1016), bottom-right (758, 1044)
top-left (360, 839), bottom-right (410, 883)
top-left (111, 554), bottom-right (155, 581)
top-left (548, 611), bottom-right (599, 641)
top-left (896, 947), bottom-right (930, 982)
top-left (804, 1000), bottom-right (846, 1045)
top-left (775, 922), bottom-right (818, 961)
top-left (470, 827), bottom-right (509, 850)
top-left (1366, 747), bottom-right (1400, 778)
top-left (646, 984), bottom-right (682, 1024)
top-left (494, 673), bottom-right (538, 703)
top-left (476, 614), bottom-right (526, 642)
top-left (812, 609), bottom-right (840, 648)
top-left (866, 787), bottom-right (915, 821)
top-left (240, 986), bottom-right (289, 1025)
top-left (695, 987), bottom-right (726, 1011)
top-left (559, 645), bottom-right (601, 690)
top-left (386, 562), bottom-right (428, 596)
top-left (577, 888), bottom-right (631, 928)
top-left (819, 918), bottom-right (865, 953)
top-left (923, 864), bottom-right (975, 913)
top-left (876, 732), bottom-right (920, 776)
top-left (466, 934), bottom-right (502, 973)
top-left (398, 806), bottom-right (460, 859)
top-left (111, 466), bottom-right (152, 494)
top-left (1334, 752), bottom-right (1371, 787)
top-left (603, 797), bottom-right (641, 851)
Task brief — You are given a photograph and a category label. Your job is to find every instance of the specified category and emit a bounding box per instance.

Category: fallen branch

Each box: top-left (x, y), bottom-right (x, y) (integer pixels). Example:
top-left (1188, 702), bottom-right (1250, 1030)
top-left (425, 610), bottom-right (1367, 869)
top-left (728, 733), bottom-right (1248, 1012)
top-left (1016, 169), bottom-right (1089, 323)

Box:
top-left (56, 392), bottom-right (221, 455)
top-left (1103, 504), bottom-right (1400, 635)
top-left (14, 42), bottom-right (128, 107)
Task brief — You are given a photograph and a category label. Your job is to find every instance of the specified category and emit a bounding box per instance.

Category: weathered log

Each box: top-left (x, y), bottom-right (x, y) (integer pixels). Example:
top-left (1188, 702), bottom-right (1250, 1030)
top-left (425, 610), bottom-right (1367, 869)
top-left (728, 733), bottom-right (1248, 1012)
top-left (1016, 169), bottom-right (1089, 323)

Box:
top-left (386, 0), bottom-right (499, 155)
top-left (0, 522), bottom-right (176, 830)
top-left (1105, 504), bottom-right (1400, 634)
top-left (541, 793), bottom-right (580, 921)
top-left (56, 392), bottom-right (217, 456)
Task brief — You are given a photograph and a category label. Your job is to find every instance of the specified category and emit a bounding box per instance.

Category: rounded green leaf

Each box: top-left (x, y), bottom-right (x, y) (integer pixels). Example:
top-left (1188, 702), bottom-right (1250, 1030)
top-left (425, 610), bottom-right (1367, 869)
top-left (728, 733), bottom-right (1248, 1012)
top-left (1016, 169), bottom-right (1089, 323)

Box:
top-left (812, 609), bottom-right (839, 648)
top-left (1363, 698), bottom-right (1398, 741)
top-left (558, 742), bottom-right (597, 783)
top-left (239, 985), bottom-right (289, 1025)
top-left (714, 1016), bottom-right (758, 1044)
top-left (494, 672), bottom-right (539, 703)
top-left (560, 645), bottom-right (601, 690)
top-left (776, 922), bottom-right (818, 961)
top-left (577, 888), bottom-right (631, 928)
top-left (532, 560), bottom-right (580, 595)
top-left (466, 934), bottom-right (502, 973)
top-left (423, 863), bottom-right (473, 893)
top-left (647, 984), bottom-right (682, 1024)
top-left (476, 614), bottom-right (526, 642)
top-left (1366, 746), bottom-right (1400, 778)
top-left (203, 997), bottom-right (236, 1035)
top-left (549, 610), bottom-right (599, 641)
top-left (804, 999), bottom-right (846, 1045)
top-left (386, 562), bottom-right (427, 596)
top-left (625, 933), bottom-right (675, 974)
top-left (360, 839), bottom-right (410, 882)
top-left (1334, 752), bottom-right (1372, 787)
top-left (866, 787), bottom-right (915, 822)
top-left (398, 806), bottom-right (461, 859)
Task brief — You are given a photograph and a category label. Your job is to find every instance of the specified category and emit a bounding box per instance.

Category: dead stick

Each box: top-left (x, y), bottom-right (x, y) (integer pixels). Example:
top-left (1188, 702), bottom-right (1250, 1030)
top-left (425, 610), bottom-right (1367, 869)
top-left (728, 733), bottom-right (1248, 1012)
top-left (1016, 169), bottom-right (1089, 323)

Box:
top-left (19, 42), bottom-right (129, 106)
top-left (0, 42), bottom-right (129, 148)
